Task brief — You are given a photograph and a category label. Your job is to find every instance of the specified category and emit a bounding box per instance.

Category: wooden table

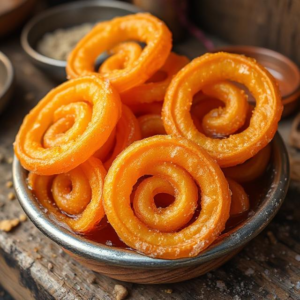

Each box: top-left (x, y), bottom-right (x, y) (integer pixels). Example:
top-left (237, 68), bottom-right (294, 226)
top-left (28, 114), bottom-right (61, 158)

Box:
top-left (0, 34), bottom-right (300, 300)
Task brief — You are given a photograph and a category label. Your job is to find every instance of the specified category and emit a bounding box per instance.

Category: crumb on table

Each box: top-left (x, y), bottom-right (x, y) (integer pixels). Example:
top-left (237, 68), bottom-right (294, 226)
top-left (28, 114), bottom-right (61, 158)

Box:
top-left (0, 219), bottom-right (20, 232)
top-left (113, 284), bottom-right (128, 300)
top-left (19, 214), bottom-right (27, 222)
top-left (7, 192), bottom-right (15, 201)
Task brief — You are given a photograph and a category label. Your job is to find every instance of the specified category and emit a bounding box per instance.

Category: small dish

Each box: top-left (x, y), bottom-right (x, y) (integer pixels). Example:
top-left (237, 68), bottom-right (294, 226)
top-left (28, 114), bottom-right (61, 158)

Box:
top-left (0, 52), bottom-right (14, 114)
top-left (13, 133), bottom-right (289, 284)
top-left (213, 46), bottom-right (300, 117)
top-left (21, 0), bottom-right (142, 82)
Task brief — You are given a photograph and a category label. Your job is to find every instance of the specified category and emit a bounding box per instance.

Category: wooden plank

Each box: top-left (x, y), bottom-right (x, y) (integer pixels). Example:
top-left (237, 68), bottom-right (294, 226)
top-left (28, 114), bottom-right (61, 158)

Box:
top-left (192, 0), bottom-right (300, 65)
top-left (0, 36), bottom-right (299, 300)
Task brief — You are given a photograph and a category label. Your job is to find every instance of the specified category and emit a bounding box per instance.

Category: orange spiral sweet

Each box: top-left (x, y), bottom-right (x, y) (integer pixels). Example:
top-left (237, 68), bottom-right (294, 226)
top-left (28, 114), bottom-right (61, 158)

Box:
top-left (133, 165), bottom-right (198, 232)
top-left (227, 178), bottom-right (250, 215)
top-left (28, 157), bottom-right (106, 233)
top-left (138, 114), bottom-right (166, 138)
top-left (163, 52), bottom-right (283, 167)
top-left (94, 105), bottom-right (141, 169)
top-left (201, 82), bottom-right (249, 137)
top-left (99, 42), bottom-right (142, 74)
top-left (14, 76), bottom-right (121, 175)
top-left (121, 52), bottom-right (189, 105)
top-left (67, 13), bottom-right (172, 93)
top-left (103, 135), bottom-right (231, 259)
top-left (223, 144), bottom-right (271, 182)
top-left (191, 95), bottom-right (224, 136)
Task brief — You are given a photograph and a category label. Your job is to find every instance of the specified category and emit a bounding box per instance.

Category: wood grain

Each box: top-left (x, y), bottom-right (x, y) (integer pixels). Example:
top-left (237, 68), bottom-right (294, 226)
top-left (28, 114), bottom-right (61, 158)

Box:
top-left (0, 35), bottom-right (299, 300)
top-left (192, 0), bottom-right (300, 65)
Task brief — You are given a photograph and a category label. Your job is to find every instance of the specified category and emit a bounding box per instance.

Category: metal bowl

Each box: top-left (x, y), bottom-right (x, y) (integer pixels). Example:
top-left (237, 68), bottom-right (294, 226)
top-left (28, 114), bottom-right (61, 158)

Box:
top-left (21, 0), bottom-right (142, 82)
top-left (13, 133), bottom-right (289, 284)
top-left (0, 52), bottom-right (14, 114)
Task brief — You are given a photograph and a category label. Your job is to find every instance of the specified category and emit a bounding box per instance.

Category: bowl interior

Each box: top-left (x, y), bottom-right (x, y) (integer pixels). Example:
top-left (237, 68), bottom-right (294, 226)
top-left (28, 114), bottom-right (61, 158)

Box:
top-left (22, 0), bottom-right (141, 65)
top-left (13, 133), bottom-right (289, 268)
top-left (215, 46), bottom-right (300, 98)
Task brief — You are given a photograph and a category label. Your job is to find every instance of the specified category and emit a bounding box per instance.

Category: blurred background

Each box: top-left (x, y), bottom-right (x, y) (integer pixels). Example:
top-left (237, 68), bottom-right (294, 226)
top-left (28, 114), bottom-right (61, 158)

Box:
top-left (1, 0), bottom-right (300, 64)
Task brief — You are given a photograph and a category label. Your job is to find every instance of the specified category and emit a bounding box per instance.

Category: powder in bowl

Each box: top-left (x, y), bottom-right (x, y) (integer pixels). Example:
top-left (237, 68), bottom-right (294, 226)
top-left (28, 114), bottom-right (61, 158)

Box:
top-left (37, 23), bottom-right (94, 61)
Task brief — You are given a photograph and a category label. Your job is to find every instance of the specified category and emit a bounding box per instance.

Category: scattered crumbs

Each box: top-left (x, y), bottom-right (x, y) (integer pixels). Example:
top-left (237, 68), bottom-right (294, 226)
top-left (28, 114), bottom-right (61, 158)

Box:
top-left (267, 231), bottom-right (277, 245)
top-left (0, 218), bottom-right (20, 232)
top-left (8, 192), bottom-right (15, 201)
top-left (163, 289), bottom-right (173, 294)
top-left (233, 296), bottom-right (241, 300)
top-left (6, 181), bottom-right (13, 188)
top-left (34, 247), bottom-right (40, 252)
top-left (58, 248), bottom-right (64, 255)
top-left (295, 255), bottom-right (300, 262)
top-left (216, 280), bottom-right (226, 291)
top-left (19, 214), bottom-right (27, 222)
top-left (74, 283), bottom-right (81, 291)
top-left (296, 281), bottom-right (300, 290)
top-left (48, 262), bottom-right (53, 271)
top-left (52, 254), bottom-right (57, 258)
top-left (245, 268), bottom-right (255, 276)
top-left (113, 284), bottom-right (128, 300)
top-left (36, 254), bottom-right (42, 259)
top-left (87, 273), bottom-right (97, 284)
top-left (6, 157), bottom-right (13, 164)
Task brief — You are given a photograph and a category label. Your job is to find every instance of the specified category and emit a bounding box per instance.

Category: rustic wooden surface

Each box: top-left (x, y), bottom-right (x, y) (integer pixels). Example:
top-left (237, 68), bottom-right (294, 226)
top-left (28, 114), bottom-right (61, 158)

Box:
top-left (0, 33), bottom-right (300, 300)
top-left (192, 0), bottom-right (300, 65)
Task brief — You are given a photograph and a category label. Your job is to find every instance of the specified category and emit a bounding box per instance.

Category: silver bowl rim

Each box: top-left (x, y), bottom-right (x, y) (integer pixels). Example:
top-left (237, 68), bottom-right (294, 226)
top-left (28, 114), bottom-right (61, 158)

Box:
top-left (0, 52), bottom-right (14, 102)
top-left (13, 133), bottom-right (289, 269)
top-left (20, 0), bottom-right (142, 68)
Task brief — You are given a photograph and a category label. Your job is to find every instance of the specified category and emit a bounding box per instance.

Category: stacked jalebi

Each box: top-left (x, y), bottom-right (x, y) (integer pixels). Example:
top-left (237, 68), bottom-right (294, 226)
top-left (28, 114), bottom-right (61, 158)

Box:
top-left (14, 13), bottom-right (282, 259)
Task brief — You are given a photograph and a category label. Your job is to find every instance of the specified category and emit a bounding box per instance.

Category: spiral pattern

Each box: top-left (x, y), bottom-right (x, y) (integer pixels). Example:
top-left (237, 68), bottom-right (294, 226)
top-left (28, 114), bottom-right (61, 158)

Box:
top-left (132, 164), bottom-right (198, 232)
top-left (163, 52), bottom-right (282, 167)
top-left (28, 157), bottom-right (106, 233)
top-left (15, 76), bottom-right (122, 175)
top-left (99, 42), bottom-right (142, 74)
top-left (103, 135), bottom-right (231, 259)
top-left (67, 13), bottom-right (172, 93)
top-left (201, 82), bottom-right (249, 137)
